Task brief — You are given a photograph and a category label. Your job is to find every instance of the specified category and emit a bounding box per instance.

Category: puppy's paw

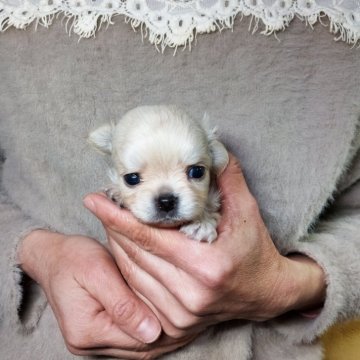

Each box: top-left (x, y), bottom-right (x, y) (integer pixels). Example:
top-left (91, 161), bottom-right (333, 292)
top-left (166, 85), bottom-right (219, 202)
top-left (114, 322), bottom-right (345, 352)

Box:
top-left (103, 185), bottom-right (123, 207)
top-left (180, 218), bottom-right (218, 243)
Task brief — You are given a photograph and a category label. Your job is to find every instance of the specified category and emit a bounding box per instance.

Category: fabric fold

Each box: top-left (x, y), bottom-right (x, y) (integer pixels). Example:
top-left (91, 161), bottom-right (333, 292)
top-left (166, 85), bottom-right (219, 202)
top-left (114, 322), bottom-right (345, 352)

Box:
top-left (271, 209), bottom-right (360, 344)
top-left (0, 191), bottom-right (49, 334)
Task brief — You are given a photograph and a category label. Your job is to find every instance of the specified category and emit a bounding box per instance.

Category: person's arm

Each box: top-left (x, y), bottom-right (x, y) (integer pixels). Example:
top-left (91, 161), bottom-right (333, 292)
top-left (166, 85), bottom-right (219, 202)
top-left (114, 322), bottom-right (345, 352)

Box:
top-left (271, 176), bottom-right (360, 343)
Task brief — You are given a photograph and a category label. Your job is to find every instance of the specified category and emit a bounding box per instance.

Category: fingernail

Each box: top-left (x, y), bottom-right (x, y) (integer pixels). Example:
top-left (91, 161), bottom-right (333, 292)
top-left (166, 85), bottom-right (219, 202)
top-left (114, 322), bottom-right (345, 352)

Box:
top-left (137, 317), bottom-right (161, 344)
top-left (83, 197), bottom-right (96, 212)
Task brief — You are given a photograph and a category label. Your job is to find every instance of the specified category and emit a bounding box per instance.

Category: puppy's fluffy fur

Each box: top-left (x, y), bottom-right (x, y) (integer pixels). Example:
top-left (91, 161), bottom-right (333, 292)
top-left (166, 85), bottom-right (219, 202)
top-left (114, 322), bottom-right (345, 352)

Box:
top-left (89, 105), bottom-right (229, 242)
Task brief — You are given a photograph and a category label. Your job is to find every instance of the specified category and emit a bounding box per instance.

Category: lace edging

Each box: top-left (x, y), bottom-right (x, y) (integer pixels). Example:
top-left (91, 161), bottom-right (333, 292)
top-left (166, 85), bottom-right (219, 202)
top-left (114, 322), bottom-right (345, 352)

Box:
top-left (0, 1), bottom-right (359, 51)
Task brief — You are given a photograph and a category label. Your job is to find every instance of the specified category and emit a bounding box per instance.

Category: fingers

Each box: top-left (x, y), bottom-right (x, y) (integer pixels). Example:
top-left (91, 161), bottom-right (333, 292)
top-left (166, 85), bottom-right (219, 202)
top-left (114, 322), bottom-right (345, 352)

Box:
top-left (109, 237), bottom-right (205, 336)
top-left (217, 153), bottom-right (256, 218)
top-left (84, 193), bottom-right (172, 255)
top-left (63, 294), bottom-right (197, 358)
top-left (84, 193), bottom-right (236, 285)
top-left (83, 194), bottom-right (156, 244)
top-left (108, 233), bottom-right (236, 322)
top-left (70, 333), bottom-right (198, 359)
top-left (63, 300), bottom-right (148, 352)
top-left (80, 252), bottom-right (161, 344)
top-left (84, 193), bottom-right (214, 269)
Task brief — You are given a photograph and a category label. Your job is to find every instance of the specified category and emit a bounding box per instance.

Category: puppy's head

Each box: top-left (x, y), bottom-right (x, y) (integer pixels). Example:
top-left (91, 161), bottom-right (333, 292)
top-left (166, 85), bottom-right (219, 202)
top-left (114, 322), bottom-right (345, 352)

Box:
top-left (89, 106), bottom-right (228, 226)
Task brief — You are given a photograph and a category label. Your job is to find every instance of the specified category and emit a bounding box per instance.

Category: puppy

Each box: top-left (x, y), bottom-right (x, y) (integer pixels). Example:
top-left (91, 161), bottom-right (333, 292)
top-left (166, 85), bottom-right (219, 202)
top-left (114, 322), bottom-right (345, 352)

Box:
top-left (88, 105), bottom-right (229, 243)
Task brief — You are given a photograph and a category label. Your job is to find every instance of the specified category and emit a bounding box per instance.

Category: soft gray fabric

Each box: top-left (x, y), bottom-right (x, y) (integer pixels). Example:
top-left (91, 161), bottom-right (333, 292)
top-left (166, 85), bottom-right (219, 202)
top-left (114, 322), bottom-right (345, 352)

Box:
top-left (0, 17), bottom-right (360, 360)
top-left (0, 191), bottom-right (48, 331)
top-left (252, 325), bottom-right (323, 360)
top-left (270, 208), bottom-right (360, 343)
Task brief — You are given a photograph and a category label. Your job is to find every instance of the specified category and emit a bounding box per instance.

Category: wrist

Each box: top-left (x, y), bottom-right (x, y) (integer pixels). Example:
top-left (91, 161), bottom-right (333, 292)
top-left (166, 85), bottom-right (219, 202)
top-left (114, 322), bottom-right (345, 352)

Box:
top-left (18, 229), bottom-right (67, 286)
top-left (279, 254), bottom-right (326, 314)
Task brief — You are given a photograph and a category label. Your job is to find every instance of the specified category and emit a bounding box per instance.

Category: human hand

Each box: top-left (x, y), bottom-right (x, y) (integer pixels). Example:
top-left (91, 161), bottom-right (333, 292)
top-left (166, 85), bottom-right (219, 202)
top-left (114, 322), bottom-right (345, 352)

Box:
top-left (18, 230), bottom-right (197, 359)
top-left (84, 154), bottom-right (326, 339)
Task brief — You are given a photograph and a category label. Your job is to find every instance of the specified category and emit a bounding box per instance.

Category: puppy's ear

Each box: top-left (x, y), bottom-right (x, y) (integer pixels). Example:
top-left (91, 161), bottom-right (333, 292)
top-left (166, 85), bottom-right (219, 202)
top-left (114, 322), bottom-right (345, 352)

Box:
top-left (210, 138), bottom-right (229, 175)
top-left (88, 124), bottom-right (113, 155)
top-left (202, 113), bottom-right (229, 175)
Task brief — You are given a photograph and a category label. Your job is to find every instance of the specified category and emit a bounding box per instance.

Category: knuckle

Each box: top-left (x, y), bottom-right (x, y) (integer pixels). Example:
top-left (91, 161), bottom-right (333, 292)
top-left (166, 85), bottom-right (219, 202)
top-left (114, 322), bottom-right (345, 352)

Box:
top-left (128, 242), bottom-right (143, 266)
top-left (202, 268), bottom-right (223, 289)
top-left (65, 344), bottom-right (82, 356)
top-left (112, 299), bottom-right (137, 324)
top-left (122, 260), bottom-right (135, 280)
top-left (82, 259), bottom-right (108, 284)
top-left (170, 314), bottom-right (197, 331)
top-left (132, 342), bottom-right (150, 352)
top-left (139, 353), bottom-right (156, 360)
top-left (65, 330), bottom-right (89, 350)
top-left (119, 253), bottom-right (137, 279)
top-left (185, 292), bottom-right (210, 316)
top-left (165, 328), bottom-right (188, 339)
top-left (198, 257), bottom-right (233, 290)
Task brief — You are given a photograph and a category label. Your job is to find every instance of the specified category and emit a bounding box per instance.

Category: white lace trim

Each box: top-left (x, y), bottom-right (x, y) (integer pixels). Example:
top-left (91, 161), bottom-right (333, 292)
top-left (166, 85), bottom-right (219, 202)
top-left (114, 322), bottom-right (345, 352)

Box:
top-left (0, 0), bottom-right (359, 50)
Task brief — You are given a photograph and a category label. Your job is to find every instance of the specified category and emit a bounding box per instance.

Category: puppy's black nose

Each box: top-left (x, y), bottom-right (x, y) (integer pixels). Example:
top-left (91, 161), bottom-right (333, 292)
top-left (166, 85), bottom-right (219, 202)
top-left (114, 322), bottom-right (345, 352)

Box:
top-left (157, 193), bottom-right (178, 212)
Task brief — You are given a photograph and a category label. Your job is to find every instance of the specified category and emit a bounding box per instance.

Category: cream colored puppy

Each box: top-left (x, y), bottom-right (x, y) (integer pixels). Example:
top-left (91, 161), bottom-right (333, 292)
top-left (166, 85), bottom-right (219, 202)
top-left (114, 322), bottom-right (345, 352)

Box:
top-left (89, 105), bottom-right (229, 243)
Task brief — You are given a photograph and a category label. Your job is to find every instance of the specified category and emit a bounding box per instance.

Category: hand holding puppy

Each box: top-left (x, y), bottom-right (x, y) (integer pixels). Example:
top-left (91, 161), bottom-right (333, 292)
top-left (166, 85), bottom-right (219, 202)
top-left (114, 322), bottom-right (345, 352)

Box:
top-left (19, 230), bottom-right (199, 359)
top-left (84, 154), bottom-right (326, 339)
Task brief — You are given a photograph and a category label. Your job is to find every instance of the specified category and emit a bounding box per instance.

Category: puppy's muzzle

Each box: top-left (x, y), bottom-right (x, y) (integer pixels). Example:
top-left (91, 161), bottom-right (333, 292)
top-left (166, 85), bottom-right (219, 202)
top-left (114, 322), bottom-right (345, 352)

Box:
top-left (156, 193), bottom-right (178, 213)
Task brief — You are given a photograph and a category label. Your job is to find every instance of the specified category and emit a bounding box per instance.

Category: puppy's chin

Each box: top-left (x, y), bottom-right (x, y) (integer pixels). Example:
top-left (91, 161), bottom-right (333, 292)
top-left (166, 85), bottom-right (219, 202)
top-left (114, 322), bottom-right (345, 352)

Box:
top-left (131, 210), bottom-right (193, 228)
top-left (149, 218), bottom-right (189, 228)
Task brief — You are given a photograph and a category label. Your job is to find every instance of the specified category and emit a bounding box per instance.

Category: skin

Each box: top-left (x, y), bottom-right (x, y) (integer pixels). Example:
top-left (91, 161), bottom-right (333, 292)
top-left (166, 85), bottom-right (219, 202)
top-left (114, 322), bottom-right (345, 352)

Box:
top-left (19, 154), bottom-right (326, 359)
top-left (19, 231), bottom-right (197, 359)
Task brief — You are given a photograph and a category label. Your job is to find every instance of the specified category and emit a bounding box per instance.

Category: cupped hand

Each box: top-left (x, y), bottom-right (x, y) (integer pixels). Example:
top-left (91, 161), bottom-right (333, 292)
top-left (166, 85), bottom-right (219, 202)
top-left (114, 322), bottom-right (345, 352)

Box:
top-left (18, 230), bottom-right (197, 359)
top-left (84, 154), bottom-right (326, 340)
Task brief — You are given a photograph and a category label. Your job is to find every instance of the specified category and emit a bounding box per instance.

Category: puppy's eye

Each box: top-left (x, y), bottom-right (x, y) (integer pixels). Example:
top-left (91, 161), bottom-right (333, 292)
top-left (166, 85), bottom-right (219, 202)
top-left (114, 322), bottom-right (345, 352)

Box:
top-left (187, 165), bottom-right (206, 179)
top-left (124, 173), bottom-right (141, 186)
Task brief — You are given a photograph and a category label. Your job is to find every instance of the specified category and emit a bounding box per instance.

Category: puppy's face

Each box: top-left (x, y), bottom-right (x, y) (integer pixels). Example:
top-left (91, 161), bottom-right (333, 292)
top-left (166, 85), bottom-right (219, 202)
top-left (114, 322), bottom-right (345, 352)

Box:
top-left (89, 106), bottom-right (228, 226)
top-left (113, 128), bottom-right (212, 225)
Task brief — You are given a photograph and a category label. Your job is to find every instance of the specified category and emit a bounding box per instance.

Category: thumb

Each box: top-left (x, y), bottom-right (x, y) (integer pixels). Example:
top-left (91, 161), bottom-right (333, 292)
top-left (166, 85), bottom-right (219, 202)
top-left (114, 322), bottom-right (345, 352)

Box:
top-left (83, 193), bottom-right (161, 251)
top-left (83, 252), bottom-right (162, 344)
top-left (218, 153), bottom-right (255, 217)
